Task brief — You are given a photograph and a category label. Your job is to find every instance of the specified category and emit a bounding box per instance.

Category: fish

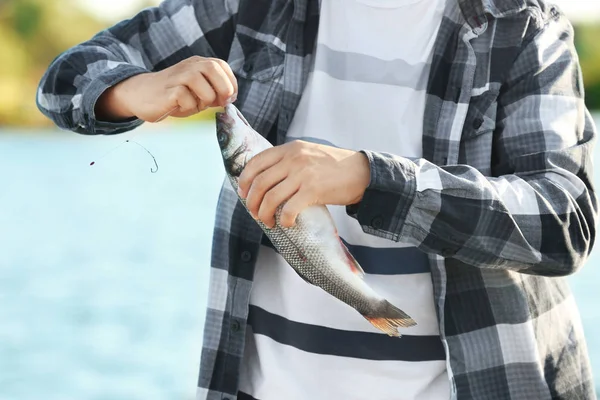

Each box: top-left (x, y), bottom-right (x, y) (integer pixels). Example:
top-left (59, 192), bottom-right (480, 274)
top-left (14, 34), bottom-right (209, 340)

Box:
top-left (215, 104), bottom-right (417, 337)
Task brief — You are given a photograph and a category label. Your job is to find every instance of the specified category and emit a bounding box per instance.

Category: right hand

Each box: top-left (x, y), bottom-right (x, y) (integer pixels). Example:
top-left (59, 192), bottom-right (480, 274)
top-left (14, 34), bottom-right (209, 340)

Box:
top-left (96, 56), bottom-right (238, 122)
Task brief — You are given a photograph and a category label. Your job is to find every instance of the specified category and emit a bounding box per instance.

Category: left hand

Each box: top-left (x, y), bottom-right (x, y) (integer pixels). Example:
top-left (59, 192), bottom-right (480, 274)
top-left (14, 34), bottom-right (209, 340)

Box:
top-left (237, 140), bottom-right (371, 229)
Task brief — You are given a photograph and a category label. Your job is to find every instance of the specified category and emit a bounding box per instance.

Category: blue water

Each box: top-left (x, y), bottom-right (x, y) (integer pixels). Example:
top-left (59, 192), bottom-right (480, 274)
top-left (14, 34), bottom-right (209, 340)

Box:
top-left (1, 119), bottom-right (599, 399)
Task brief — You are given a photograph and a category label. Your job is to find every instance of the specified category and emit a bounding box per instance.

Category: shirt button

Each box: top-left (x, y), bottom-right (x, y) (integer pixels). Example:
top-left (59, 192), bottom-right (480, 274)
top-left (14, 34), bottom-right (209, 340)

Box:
top-left (473, 117), bottom-right (484, 130)
top-left (231, 319), bottom-right (240, 332)
top-left (240, 251), bottom-right (252, 262)
top-left (243, 63), bottom-right (253, 73)
top-left (371, 216), bottom-right (383, 229)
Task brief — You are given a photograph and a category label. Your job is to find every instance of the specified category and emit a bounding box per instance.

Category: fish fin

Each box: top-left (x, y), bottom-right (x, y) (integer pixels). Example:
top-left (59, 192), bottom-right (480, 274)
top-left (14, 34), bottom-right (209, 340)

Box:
top-left (364, 301), bottom-right (417, 337)
top-left (364, 317), bottom-right (406, 338)
top-left (339, 239), bottom-right (365, 277)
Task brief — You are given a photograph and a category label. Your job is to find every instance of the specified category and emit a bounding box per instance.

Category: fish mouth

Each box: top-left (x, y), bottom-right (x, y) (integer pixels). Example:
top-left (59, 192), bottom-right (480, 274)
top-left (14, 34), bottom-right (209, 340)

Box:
top-left (215, 109), bottom-right (234, 130)
top-left (216, 104), bottom-right (251, 129)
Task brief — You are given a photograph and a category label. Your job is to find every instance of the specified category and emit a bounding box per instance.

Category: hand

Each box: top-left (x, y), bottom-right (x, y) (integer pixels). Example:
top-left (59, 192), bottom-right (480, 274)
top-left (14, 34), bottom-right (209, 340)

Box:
top-left (237, 141), bottom-right (371, 228)
top-left (96, 56), bottom-right (238, 122)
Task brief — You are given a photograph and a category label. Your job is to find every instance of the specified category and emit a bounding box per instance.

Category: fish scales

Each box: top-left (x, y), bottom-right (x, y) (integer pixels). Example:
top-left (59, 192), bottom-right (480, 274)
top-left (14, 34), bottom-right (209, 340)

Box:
top-left (217, 105), bottom-right (417, 337)
top-left (232, 178), bottom-right (370, 313)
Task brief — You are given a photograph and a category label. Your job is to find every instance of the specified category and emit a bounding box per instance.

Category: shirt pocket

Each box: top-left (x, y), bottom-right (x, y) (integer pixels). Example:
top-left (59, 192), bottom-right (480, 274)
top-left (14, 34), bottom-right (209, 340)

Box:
top-left (228, 36), bottom-right (285, 82)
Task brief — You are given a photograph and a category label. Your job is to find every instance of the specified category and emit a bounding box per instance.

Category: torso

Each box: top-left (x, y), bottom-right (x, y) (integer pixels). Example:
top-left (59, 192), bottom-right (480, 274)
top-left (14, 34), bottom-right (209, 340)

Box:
top-left (238, 0), bottom-right (451, 398)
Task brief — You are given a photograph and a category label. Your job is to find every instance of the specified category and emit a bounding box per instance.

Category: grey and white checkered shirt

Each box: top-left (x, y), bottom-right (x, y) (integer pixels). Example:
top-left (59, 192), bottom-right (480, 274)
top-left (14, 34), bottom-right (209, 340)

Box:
top-left (37, 0), bottom-right (598, 398)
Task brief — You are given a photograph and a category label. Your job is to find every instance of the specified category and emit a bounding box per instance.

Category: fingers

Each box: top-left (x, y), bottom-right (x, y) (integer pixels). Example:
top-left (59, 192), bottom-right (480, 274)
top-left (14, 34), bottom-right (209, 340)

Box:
top-left (120, 57), bottom-right (238, 123)
top-left (179, 71), bottom-right (217, 110)
top-left (167, 86), bottom-right (198, 118)
top-left (279, 190), bottom-right (312, 228)
top-left (198, 60), bottom-right (234, 106)
top-left (211, 58), bottom-right (238, 100)
top-left (179, 57), bottom-right (236, 107)
top-left (257, 178), bottom-right (300, 228)
top-left (244, 164), bottom-right (290, 221)
top-left (238, 147), bottom-right (285, 198)
top-left (239, 142), bottom-right (319, 228)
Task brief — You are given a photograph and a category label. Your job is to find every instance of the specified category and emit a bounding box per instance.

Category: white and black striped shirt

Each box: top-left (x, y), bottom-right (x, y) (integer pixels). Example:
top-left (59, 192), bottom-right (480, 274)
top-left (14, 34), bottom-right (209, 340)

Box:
top-left (239, 0), bottom-right (449, 398)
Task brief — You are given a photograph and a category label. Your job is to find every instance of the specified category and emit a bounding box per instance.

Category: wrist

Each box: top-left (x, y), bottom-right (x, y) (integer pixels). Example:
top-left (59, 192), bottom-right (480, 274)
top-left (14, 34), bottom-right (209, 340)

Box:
top-left (350, 151), bottom-right (371, 203)
top-left (95, 76), bottom-right (139, 122)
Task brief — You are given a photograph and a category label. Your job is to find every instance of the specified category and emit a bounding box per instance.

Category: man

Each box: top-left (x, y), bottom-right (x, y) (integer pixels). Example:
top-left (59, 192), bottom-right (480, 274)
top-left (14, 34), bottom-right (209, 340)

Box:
top-left (37, 0), bottom-right (598, 398)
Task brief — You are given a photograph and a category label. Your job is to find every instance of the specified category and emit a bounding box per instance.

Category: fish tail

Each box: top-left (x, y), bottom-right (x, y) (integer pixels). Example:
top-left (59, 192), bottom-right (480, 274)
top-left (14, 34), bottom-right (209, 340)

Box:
top-left (364, 301), bottom-right (417, 337)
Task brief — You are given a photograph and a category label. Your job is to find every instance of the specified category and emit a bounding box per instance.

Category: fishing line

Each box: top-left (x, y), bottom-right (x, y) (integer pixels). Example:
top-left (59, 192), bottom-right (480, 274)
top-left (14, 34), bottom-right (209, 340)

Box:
top-left (89, 106), bottom-right (177, 172)
top-left (89, 140), bottom-right (159, 173)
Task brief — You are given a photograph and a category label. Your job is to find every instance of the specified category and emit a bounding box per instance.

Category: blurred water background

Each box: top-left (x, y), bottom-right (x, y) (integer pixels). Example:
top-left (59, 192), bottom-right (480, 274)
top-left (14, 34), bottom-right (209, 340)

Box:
top-left (1, 0), bottom-right (600, 399)
top-left (0, 117), bottom-right (599, 400)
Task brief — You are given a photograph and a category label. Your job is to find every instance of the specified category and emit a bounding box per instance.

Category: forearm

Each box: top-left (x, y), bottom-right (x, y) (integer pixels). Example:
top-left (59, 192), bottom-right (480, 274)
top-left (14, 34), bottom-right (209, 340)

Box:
top-left (348, 147), bottom-right (597, 276)
top-left (36, 0), bottom-right (237, 134)
top-left (349, 9), bottom-right (598, 276)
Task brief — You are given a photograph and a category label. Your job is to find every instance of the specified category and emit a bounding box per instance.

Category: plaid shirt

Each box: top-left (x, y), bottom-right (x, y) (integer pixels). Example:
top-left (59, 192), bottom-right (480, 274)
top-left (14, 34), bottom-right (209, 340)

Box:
top-left (37, 0), bottom-right (599, 398)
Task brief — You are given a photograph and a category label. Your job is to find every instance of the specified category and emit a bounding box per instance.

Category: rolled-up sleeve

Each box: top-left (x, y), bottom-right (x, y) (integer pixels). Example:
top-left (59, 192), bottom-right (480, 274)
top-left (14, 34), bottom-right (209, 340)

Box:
top-left (348, 12), bottom-right (598, 277)
top-left (36, 0), bottom-right (238, 135)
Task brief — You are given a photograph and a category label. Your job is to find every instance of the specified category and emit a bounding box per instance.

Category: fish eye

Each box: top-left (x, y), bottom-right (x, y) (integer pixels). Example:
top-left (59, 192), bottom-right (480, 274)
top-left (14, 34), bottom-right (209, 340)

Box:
top-left (217, 129), bottom-right (229, 147)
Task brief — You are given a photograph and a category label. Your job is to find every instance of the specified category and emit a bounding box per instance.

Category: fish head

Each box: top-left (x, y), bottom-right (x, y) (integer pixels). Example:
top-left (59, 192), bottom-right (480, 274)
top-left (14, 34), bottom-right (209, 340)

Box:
top-left (215, 104), bottom-right (269, 178)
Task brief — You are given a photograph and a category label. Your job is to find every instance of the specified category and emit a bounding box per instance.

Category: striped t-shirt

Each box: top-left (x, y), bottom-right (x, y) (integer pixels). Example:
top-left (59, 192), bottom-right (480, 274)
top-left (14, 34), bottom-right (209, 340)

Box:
top-left (238, 0), bottom-right (449, 398)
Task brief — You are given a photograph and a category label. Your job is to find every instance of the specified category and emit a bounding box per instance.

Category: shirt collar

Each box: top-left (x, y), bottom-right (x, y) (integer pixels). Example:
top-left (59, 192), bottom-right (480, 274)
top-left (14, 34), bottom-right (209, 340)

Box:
top-left (458, 0), bottom-right (527, 29)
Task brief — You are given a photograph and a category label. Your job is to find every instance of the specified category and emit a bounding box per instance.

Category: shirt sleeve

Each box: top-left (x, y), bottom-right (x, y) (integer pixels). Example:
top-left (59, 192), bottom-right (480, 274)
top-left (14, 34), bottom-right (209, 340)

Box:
top-left (36, 0), bottom-right (238, 135)
top-left (348, 12), bottom-right (598, 277)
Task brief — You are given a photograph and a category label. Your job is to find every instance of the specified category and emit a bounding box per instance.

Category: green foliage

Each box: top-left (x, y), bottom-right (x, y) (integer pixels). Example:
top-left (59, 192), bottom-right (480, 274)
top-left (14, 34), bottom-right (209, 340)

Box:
top-left (0, 0), bottom-right (107, 126)
top-left (12, 0), bottom-right (42, 39)
top-left (574, 24), bottom-right (600, 110)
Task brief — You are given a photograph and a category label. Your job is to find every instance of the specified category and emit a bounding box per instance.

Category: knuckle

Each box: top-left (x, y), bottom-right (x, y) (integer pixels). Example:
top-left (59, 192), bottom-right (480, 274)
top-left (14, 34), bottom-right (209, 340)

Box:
top-left (263, 191), bottom-right (276, 208)
top-left (173, 86), bottom-right (187, 96)
top-left (209, 57), bottom-right (225, 67)
top-left (203, 91), bottom-right (217, 104)
top-left (188, 55), bottom-right (204, 63)
top-left (281, 207), bottom-right (295, 224)
top-left (257, 206), bottom-right (271, 222)
top-left (202, 60), bottom-right (219, 73)
top-left (214, 58), bottom-right (234, 75)
top-left (222, 85), bottom-right (235, 98)
top-left (295, 149), bottom-right (310, 162)
top-left (169, 86), bottom-right (186, 102)
top-left (238, 176), bottom-right (251, 190)
top-left (186, 70), bottom-right (204, 83)
top-left (253, 175), bottom-right (266, 191)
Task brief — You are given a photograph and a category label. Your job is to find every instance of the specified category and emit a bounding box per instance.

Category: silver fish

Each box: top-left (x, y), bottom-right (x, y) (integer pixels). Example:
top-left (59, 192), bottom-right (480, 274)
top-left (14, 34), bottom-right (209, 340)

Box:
top-left (215, 104), bottom-right (417, 337)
